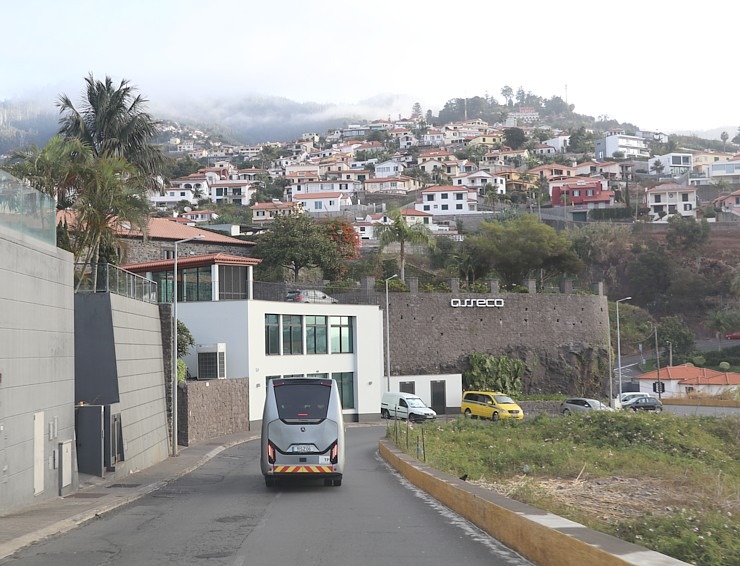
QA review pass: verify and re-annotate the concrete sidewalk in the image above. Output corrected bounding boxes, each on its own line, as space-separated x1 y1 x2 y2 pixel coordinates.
0 432 258 561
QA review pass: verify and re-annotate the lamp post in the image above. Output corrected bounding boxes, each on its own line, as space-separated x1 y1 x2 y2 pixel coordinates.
615 296 632 406
172 235 203 456
384 274 398 392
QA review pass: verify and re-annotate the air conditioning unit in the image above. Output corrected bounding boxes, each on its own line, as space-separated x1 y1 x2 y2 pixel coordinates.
196 343 226 380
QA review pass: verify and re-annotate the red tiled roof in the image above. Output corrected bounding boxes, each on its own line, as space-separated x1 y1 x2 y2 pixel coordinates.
56 212 253 246
122 253 261 273
635 364 726 381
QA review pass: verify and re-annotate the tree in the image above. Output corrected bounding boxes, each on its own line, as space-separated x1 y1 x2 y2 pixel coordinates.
57 74 166 193
71 155 151 290
251 214 338 282
706 309 740 350
732 126 740 145
500 86 514 107
650 159 665 175
6 135 90 209
503 127 526 150
665 216 710 251
657 316 695 358
471 215 583 289
721 131 729 152
411 102 422 118
374 212 436 281
319 217 360 281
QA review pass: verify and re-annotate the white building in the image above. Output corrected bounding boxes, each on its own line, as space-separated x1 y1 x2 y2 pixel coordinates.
650 153 693 177
415 185 479 215
452 170 506 196
644 183 697 222
293 192 352 214
595 132 650 160
374 159 406 179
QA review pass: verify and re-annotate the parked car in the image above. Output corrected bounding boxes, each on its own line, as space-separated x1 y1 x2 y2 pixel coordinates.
621 396 663 413
726 331 740 340
285 289 338 304
616 392 652 408
559 398 613 415
380 391 436 422
461 391 523 421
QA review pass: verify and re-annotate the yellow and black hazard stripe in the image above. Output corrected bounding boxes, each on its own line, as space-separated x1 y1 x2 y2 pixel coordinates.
273 465 333 474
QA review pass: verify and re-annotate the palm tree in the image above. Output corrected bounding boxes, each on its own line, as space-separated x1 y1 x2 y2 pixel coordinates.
57 74 166 193
7 135 91 209
71 155 150 290
374 212 436 281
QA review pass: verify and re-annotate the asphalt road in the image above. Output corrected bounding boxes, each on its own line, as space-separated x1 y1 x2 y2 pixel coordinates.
0 426 532 566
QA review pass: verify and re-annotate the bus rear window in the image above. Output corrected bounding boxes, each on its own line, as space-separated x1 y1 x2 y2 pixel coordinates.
274 381 332 420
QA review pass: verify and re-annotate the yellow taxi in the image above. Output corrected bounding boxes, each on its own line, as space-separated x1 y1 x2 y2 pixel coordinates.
460 391 524 421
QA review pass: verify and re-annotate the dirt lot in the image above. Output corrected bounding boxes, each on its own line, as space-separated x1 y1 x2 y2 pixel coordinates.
469 475 722 528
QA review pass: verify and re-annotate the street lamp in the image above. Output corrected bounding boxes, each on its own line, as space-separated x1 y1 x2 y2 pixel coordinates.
615 296 632 406
172 235 204 456
384 274 398 392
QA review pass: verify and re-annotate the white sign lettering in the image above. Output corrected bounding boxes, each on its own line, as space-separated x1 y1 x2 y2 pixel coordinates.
450 298 505 308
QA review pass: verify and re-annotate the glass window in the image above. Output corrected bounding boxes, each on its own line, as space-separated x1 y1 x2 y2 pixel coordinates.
306 315 328 354
219 265 248 300
441 204 448 210
455 192 464 200
282 315 303 355
265 314 280 355
333 372 355 409
330 316 353 353
441 193 448 199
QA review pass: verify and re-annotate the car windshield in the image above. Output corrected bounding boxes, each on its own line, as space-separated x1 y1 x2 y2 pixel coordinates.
406 398 426 408
494 395 515 404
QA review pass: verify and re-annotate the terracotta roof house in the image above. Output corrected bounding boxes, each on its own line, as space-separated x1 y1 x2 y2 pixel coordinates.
634 364 740 398
56 212 256 266
249 200 303 223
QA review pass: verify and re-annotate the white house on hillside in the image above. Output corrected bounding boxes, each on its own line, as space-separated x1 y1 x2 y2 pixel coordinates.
415 185 479 215
645 183 697 222
293 192 352 214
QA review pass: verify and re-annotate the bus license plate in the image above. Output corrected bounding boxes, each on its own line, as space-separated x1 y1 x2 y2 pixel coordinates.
290 445 312 453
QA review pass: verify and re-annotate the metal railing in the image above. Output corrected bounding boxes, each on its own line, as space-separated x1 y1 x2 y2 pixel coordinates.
75 263 158 304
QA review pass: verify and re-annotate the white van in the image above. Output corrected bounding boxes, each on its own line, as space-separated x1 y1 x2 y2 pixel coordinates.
380 391 436 422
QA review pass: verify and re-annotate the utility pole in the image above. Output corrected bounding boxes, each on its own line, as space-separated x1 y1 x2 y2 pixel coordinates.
654 326 662 400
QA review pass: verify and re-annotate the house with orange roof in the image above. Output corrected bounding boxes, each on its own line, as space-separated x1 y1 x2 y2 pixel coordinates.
551 180 614 208
150 187 201 210
56 212 255 265
468 132 503 148
414 185 479 216
418 149 456 164
420 130 445 146
325 169 370 183
634 364 740 398
713 189 740 216
288 179 363 201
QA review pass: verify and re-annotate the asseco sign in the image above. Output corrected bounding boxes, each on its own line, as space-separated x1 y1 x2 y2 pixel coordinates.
450 298 505 308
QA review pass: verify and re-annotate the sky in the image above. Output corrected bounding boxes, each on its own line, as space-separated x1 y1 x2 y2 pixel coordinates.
2 0 737 136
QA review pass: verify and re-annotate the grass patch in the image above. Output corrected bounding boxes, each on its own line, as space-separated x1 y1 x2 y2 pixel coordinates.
387 413 740 565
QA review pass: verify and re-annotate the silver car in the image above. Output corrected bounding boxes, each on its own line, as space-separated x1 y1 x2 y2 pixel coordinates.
560 398 613 415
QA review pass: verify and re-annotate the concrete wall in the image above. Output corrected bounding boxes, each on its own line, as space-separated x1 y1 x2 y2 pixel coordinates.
0 227 76 514
74 293 170 475
178 379 249 446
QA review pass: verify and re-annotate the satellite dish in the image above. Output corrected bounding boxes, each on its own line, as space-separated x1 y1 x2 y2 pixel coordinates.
184 206 192 212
